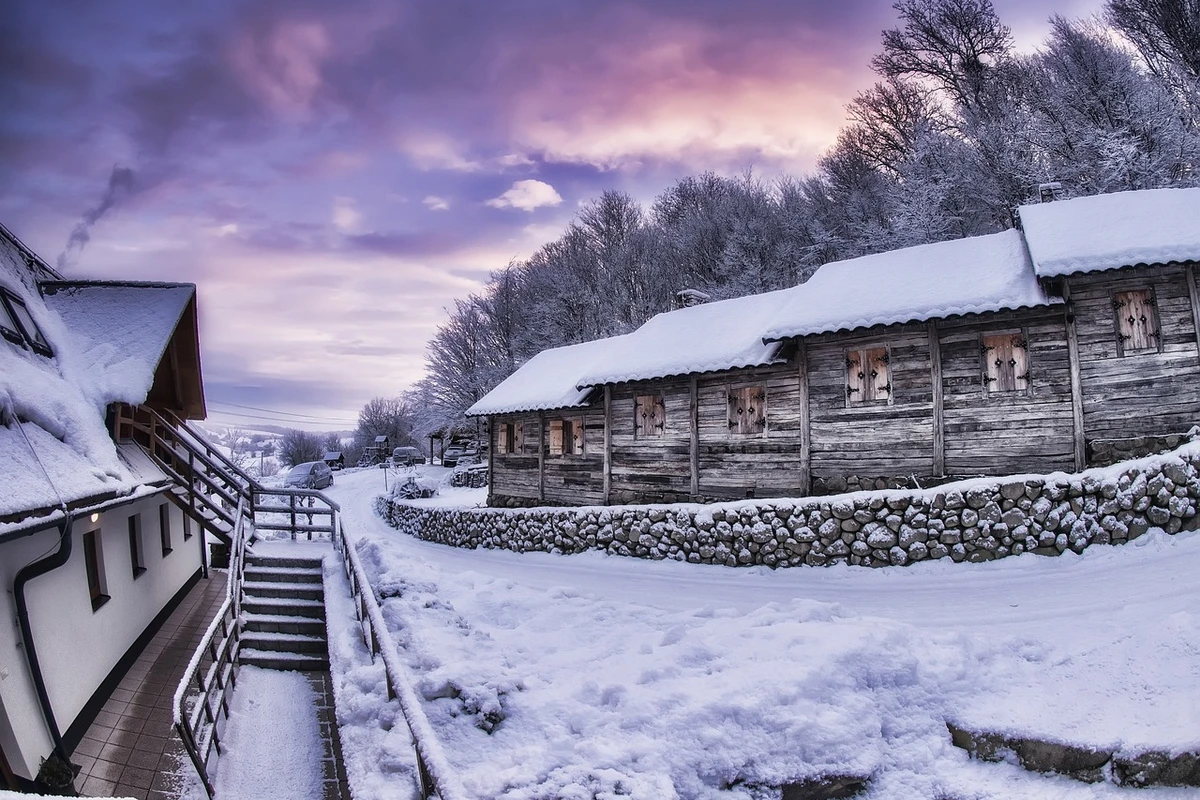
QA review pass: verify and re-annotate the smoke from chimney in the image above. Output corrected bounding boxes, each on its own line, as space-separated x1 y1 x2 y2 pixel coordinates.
57 165 137 269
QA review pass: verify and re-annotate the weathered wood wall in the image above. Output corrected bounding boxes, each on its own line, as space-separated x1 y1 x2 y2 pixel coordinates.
609 378 693 502
807 323 935 485
542 413 605 505
489 412 542 503
1069 264 1200 442
695 364 804 499
939 307 1076 476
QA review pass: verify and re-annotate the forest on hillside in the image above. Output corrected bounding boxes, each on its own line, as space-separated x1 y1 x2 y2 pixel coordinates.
404 0 1200 439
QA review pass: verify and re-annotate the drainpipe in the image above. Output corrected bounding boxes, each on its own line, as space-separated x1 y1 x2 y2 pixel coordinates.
12 508 74 764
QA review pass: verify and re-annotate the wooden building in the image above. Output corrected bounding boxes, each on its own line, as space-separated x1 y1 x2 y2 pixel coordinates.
470 188 1200 507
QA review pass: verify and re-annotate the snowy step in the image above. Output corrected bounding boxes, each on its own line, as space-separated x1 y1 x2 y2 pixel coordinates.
245 554 324 570
241 596 325 619
241 581 323 601
239 648 329 671
948 722 1200 788
242 612 326 636
241 630 327 654
243 565 323 584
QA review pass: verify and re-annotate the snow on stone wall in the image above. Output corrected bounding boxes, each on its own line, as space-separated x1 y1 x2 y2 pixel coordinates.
378 441 1200 569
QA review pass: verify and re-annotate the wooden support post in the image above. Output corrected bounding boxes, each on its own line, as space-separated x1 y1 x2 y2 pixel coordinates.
928 321 945 477
602 386 612 504
1187 265 1200 356
689 376 699 498
797 339 812 495
1063 279 1087 471
486 419 495 506
537 412 546 503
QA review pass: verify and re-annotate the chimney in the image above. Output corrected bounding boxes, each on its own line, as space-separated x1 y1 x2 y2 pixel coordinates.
1037 182 1064 203
674 288 711 309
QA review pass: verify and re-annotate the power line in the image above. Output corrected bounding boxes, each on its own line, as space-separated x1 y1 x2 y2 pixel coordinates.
206 408 357 426
210 400 358 422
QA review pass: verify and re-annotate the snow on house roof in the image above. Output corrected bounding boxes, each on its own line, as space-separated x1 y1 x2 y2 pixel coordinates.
1019 187 1200 278
466 335 634 416
41 281 195 408
575 290 792 387
0 233 183 527
763 229 1052 341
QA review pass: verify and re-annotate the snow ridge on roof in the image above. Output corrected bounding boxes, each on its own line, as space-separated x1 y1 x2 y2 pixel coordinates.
764 230 1051 340
43 282 195 409
1019 187 1200 278
576 290 790 387
466 335 634 416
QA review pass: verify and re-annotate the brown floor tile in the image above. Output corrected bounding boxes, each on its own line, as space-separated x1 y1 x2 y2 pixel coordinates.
88 757 127 783
73 736 106 758
98 741 134 766
125 748 161 771
81 774 118 796
114 782 149 800
119 764 156 790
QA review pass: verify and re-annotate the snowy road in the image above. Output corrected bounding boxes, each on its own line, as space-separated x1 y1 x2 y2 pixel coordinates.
327 466 1200 799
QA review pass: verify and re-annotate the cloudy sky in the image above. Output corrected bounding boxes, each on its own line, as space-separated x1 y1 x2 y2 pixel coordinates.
0 0 1099 430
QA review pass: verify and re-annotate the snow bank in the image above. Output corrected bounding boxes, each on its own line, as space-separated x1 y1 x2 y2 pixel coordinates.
1020 187 1200 277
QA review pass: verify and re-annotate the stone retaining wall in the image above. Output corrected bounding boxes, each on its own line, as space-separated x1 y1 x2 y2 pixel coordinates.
379 443 1200 569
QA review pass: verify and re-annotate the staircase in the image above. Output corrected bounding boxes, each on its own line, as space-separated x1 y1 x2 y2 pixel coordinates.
239 553 330 671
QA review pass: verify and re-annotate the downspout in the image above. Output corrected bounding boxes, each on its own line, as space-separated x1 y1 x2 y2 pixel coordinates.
12 510 74 763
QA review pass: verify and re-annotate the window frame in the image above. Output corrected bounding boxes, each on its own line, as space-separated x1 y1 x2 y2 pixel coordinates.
548 417 584 456
496 421 523 455
0 288 52 357
83 529 110 611
727 384 767 436
845 346 893 407
0 290 23 346
129 514 146 578
1112 287 1161 357
159 503 173 557
980 330 1031 397
634 394 666 439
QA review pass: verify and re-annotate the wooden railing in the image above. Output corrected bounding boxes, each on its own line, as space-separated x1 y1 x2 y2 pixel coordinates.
251 487 338 540
171 495 251 798
333 517 469 800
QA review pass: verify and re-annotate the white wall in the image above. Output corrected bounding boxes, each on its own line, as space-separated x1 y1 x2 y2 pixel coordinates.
0 493 202 779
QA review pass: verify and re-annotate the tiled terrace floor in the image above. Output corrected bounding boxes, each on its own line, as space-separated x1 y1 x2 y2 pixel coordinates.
70 570 227 799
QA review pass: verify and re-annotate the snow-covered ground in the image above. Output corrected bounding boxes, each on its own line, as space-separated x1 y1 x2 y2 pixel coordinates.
325 467 1200 799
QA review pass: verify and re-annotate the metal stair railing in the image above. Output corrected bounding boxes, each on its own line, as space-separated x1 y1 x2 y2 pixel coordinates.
172 494 253 799
333 515 468 800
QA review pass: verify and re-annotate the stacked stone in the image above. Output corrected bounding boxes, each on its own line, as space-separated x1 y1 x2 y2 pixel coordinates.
382 452 1200 570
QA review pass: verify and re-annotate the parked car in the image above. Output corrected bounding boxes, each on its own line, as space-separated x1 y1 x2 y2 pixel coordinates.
392 446 427 466
441 443 468 468
284 461 334 489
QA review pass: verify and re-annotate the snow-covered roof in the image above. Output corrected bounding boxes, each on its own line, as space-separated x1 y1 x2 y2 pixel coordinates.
764 230 1052 341
0 228 200 529
466 336 633 416
42 282 195 408
576 290 791 387
1019 187 1200 278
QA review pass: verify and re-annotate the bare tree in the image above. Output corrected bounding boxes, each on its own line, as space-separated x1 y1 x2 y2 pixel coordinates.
1107 0 1200 86
279 429 322 467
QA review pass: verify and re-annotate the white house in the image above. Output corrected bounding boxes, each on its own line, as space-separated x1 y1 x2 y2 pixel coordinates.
0 223 209 790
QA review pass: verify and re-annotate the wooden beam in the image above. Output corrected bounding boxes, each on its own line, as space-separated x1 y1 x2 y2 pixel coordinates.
689 376 699 498
537 411 546 503
797 339 812 495
487 417 495 506
1063 279 1087 470
928 321 945 477
1187 264 1200 357
603 386 612 504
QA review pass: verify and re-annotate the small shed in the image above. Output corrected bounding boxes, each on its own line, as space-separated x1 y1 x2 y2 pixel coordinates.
323 451 344 470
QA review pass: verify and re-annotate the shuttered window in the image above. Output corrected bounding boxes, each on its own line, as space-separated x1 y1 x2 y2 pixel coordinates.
549 418 584 456
496 422 522 455
1113 289 1159 355
982 333 1029 394
728 385 767 435
847 347 891 404
635 395 665 438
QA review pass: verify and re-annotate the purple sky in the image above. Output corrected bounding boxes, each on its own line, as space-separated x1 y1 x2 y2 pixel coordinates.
0 0 1100 430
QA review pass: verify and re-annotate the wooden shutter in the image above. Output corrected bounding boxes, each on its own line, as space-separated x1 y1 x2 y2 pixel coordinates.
729 386 766 434
571 417 584 455
514 423 524 453
635 395 665 438
982 334 1030 393
496 424 509 455
846 351 865 403
549 419 564 455
865 348 890 401
1114 289 1159 354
